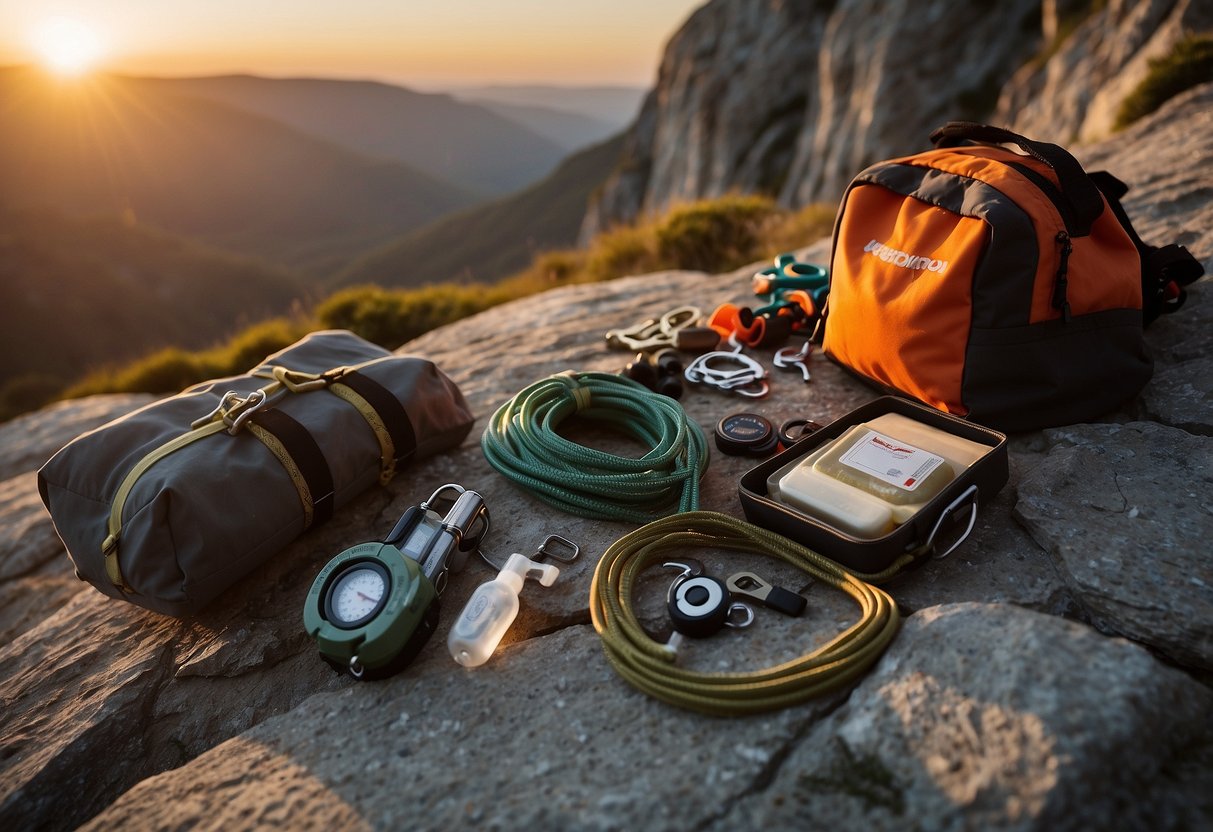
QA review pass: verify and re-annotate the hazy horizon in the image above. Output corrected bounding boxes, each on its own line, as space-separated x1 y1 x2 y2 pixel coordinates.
0 1 703 88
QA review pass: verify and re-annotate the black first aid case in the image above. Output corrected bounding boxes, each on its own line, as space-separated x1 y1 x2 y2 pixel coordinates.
739 396 1008 575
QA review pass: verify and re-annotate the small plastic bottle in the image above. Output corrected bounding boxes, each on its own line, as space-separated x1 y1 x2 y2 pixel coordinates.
448 553 559 667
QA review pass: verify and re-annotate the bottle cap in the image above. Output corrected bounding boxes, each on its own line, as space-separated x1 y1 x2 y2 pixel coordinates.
714 412 779 457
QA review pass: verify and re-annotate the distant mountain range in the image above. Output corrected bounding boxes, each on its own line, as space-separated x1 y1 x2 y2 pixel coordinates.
0 68 477 275
131 75 571 197
336 132 626 288
1 68 638 278
0 66 639 404
0 209 305 390
449 85 647 126
462 99 621 154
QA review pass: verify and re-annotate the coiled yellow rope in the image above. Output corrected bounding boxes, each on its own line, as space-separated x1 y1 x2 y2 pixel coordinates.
590 511 901 716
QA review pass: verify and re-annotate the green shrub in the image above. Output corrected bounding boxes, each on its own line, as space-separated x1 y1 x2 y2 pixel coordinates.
63 318 305 400
0 373 63 422
313 286 400 346
1115 35 1213 130
654 195 777 272
38 193 844 412
761 202 838 255
218 318 310 371
314 283 492 349
584 225 655 281
67 347 214 397
533 250 584 284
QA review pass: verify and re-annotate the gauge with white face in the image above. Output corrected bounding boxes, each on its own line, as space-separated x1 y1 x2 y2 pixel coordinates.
325 561 390 628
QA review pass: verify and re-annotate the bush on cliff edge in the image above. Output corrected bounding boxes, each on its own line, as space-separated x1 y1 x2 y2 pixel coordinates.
52 195 836 405
1115 35 1213 131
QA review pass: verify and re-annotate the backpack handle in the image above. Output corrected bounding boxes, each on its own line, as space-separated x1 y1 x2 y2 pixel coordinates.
929 121 1104 236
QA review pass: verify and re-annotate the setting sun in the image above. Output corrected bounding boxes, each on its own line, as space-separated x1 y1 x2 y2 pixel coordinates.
31 17 104 76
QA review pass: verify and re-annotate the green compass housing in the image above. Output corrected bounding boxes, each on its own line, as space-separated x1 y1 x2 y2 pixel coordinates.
303 484 488 679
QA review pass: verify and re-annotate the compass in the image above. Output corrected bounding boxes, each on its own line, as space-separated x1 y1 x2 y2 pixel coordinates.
304 484 489 679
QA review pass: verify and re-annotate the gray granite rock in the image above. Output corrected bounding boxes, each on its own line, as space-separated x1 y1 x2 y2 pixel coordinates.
82 625 839 832
721 603 1213 831
1014 421 1213 669
587 0 1207 234
0 472 82 645
997 0 1213 144
583 0 824 237
786 0 1040 207
1141 356 1213 436
586 0 1043 233
0 393 156 482
82 604 1213 832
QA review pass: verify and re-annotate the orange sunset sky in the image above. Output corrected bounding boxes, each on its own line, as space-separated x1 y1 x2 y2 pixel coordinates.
0 0 704 87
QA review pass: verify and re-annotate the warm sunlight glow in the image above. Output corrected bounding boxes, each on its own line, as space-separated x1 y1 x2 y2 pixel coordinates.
31 17 104 76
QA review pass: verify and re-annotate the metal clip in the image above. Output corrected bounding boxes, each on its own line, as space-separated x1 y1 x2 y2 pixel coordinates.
606 306 701 352
535 535 580 564
684 336 769 397
477 532 578 572
662 559 704 580
189 388 280 434
223 389 277 434
773 340 813 382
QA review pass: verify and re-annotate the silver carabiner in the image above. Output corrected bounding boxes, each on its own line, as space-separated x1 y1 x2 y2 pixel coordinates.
684 345 767 395
773 340 813 383
733 379 770 398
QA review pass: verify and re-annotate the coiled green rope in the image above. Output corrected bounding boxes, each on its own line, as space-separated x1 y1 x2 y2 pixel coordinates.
481 371 709 522
590 511 901 716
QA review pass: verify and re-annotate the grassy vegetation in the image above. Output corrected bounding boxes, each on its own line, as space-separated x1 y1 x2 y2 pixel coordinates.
64 318 312 398
42 194 836 413
0 209 308 422
1114 35 1213 130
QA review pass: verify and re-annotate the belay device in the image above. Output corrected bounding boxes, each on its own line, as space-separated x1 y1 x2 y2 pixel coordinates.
303 483 489 679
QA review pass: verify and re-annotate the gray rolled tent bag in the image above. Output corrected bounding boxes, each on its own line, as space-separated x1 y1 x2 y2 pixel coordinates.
38 330 475 617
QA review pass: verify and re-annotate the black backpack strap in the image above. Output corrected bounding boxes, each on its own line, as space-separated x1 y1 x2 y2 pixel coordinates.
1088 170 1205 326
929 121 1105 236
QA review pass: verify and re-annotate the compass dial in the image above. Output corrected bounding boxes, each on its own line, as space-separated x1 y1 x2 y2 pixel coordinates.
325 561 390 628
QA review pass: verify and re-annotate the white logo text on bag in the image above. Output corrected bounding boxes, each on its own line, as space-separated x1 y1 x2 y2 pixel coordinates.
864 240 949 273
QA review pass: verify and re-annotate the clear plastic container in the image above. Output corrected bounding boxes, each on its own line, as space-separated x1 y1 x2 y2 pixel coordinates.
448 553 559 667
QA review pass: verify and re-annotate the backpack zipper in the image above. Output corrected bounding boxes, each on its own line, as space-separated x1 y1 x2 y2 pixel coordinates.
1005 161 1079 235
1003 161 1078 323
1052 231 1072 323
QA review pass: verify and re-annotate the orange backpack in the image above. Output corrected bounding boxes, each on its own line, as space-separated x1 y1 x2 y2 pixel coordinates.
824 122 1202 432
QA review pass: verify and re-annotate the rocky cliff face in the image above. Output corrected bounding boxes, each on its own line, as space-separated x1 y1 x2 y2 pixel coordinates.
1 84 1211 830
581 0 827 239
584 0 1208 236
996 0 1213 143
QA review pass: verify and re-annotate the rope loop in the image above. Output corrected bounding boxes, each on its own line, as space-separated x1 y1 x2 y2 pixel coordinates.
590 511 901 716
481 372 709 522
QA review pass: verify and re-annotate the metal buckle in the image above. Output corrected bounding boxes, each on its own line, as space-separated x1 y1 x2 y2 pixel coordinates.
190 388 280 434
924 484 979 559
